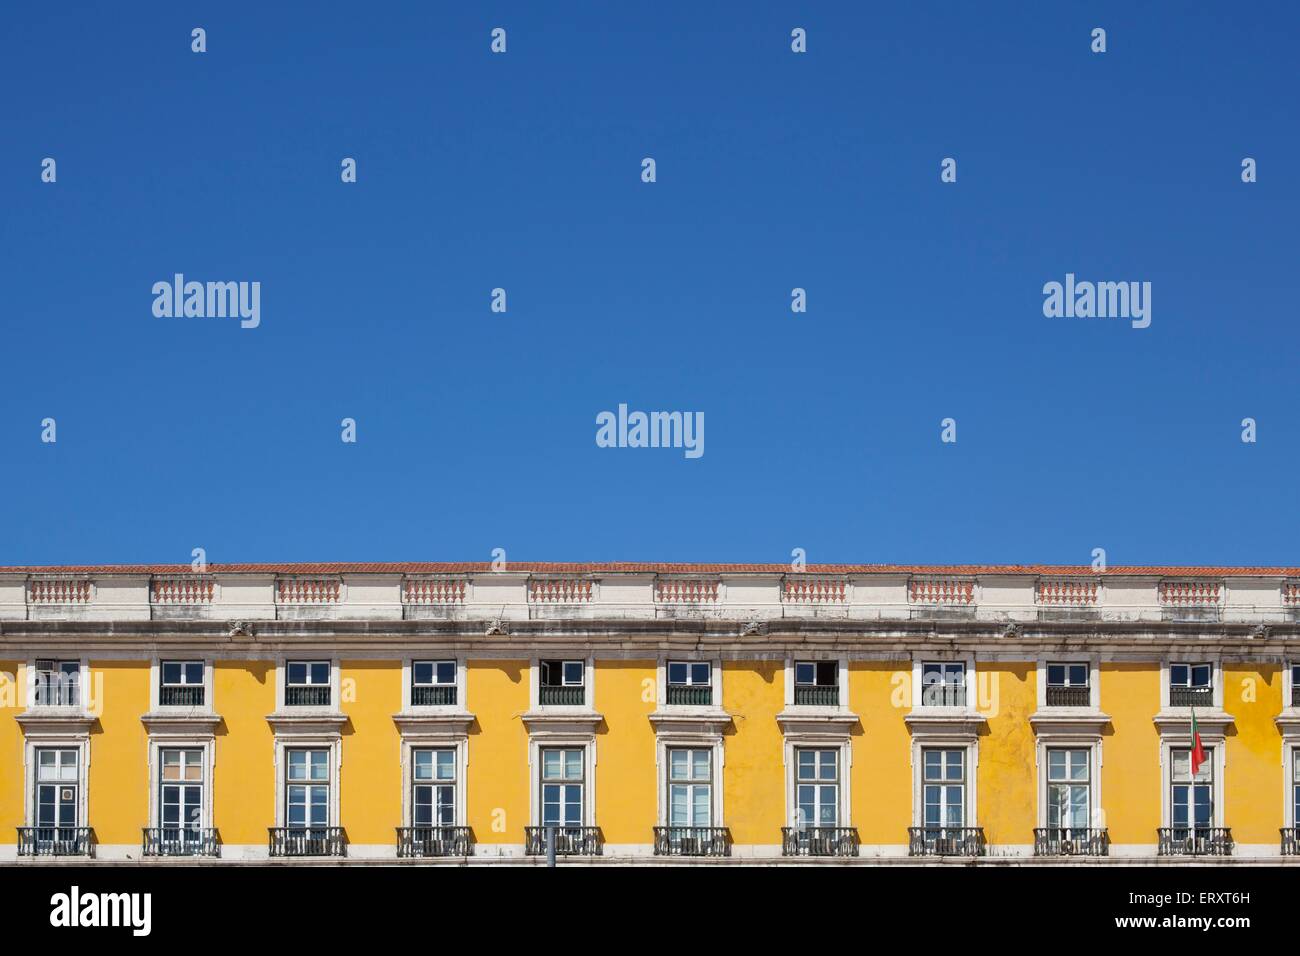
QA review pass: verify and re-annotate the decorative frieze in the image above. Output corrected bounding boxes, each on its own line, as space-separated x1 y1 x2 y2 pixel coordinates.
276 576 342 604
655 578 720 604
908 577 974 606
27 576 93 604
527 577 593 603
403 576 467 605
151 575 214 604
1036 578 1099 607
782 576 847 604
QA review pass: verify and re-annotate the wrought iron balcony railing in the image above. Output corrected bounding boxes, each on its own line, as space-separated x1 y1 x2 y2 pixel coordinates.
159 685 205 707
1033 827 1109 856
396 826 472 858
411 685 457 707
653 826 731 857
268 826 346 857
1157 827 1233 856
284 686 332 707
1282 827 1300 856
920 685 967 707
793 685 839 706
782 826 860 857
17 827 94 857
1045 685 1090 707
142 827 219 857
908 826 986 857
524 826 602 856
539 685 585 706
665 684 713 706
1292 686 1300 708
1169 686 1213 708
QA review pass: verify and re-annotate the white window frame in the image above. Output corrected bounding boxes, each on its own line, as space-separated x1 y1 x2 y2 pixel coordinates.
785 739 852 830
1286 744 1300 830
25 658 89 711
1159 739 1226 830
149 657 214 713
23 736 91 832
659 659 721 709
528 737 596 828
1159 658 1223 711
912 654 977 712
402 740 468 829
273 737 342 828
1036 740 1102 830
1036 657 1099 710
910 737 978 828
401 656 466 711
147 739 215 831
655 734 725 827
274 658 341 712
529 657 595 710
783 656 848 709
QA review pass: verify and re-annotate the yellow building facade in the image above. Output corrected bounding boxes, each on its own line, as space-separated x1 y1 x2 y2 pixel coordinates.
2 563 1299 863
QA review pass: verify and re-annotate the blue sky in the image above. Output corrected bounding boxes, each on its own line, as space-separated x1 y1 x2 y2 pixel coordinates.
2 2 1296 568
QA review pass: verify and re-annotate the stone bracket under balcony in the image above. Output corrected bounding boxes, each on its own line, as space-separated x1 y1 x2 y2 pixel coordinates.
14 710 97 736
140 712 222 737
1028 710 1111 736
775 709 859 737
648 708 732 736
392 711 475 737
1152 710 1234 736
521 710 604 735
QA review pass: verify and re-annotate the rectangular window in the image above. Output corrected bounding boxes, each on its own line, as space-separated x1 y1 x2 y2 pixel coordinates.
666 662 712 706
159 748 204 831
1171 747 1214 828
1169 663 1213 707
1293 751 1300 828
1045 663 1089 707
284 661 331 707
159 661 205 707
1292 664 1300 708
794 661 838 706
412 748 456 826
539 660 585 706
35 748 79 829
923 748 965 828
795 749 839 827
667 748 712 827
540 747 584 826
286 748 330 827
921 662 967 707
33 660 80 707
411 661 456 706
1046 748 1090 829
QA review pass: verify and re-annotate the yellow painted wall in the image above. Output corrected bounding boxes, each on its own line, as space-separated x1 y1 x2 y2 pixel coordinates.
340 661 401 843
0 664 23 837
593 660 656 843
849 661 911 844
1100 663 1161 844
1224 664 1282 844
212 660 275 844
86 661 150 844
975 661 1037 845
466 660 528 844
721 660 784 844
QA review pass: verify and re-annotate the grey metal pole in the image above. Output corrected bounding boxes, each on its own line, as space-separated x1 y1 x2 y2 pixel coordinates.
546 825 556 867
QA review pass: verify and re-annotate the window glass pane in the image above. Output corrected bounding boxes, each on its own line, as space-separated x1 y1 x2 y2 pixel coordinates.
310 750 328 781
667 663 686 684
923 750 942 780
1171 664 1188 686
669 784 688 825
414 750 433 781
945 750 963 781
288 750 307 780
413 662 434 685
310 662 329 685
435 662 455 684
184 662 204 685
1047 664 1065 685
1192 665 1211 687
542 749 562 779
1047 749 1065 781
691 750 710 780
563 661 583 685
799 749 817 780
944 786 963 825
1069 750 1088 781
816 662 837 686
669 749 688 780
563 784 582 825
795 662 814 685
287 662 306 685
1172 750 1190 781
162 662 181 685
563 749 582 780
1069 664 1088 685
693 786 711 826
435 749 455 780
691 663 711 685
818 750 836 781
924 785 940 825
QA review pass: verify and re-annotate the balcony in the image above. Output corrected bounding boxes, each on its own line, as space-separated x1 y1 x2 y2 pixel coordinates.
1169 686 1213 708
782 826 860 857
268 826 346 858
794 685 839 707
524 826 602 857
411 685 457 707
17 827 94 857
1033 827 1109 857
1282 827 1300 856
920 686 966 708
159 685 205 707
1157 827 1233 857
285 685 332 707
396 826 473 858
653 826 731 857
1045 685 1090 707
665 684 712 706
539 685 584 706
908 827 985 857
142 827 219 857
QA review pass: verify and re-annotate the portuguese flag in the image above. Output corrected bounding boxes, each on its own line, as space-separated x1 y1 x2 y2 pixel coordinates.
1190 707 1207 777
